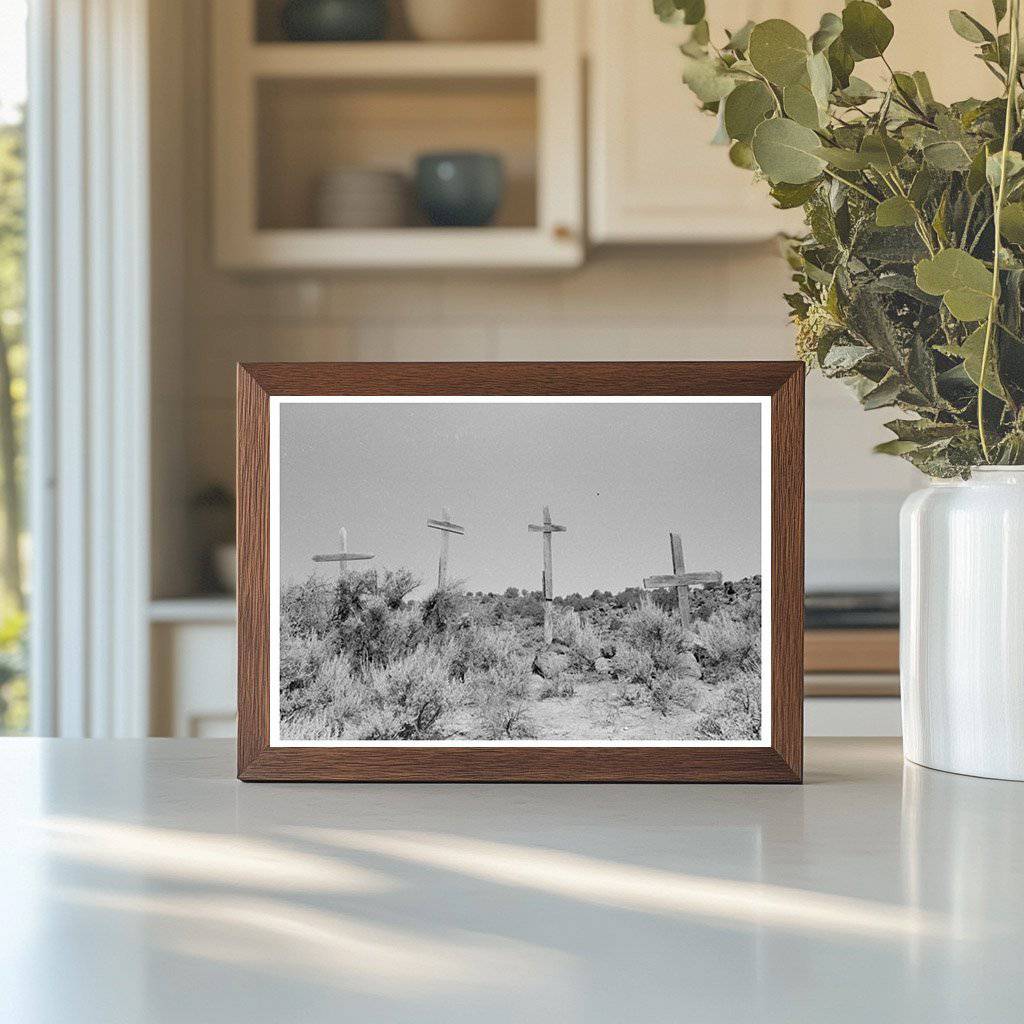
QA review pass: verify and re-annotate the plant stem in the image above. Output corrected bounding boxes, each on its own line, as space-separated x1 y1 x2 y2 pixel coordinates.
979 0 1021 463
821 167 879 203
880 54 930 120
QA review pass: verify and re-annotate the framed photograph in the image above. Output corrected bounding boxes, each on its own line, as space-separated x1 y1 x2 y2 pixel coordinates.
237 362 803 782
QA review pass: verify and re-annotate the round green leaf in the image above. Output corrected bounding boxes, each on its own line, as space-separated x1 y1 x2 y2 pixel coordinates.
958 325 1006 398
860 133 905 172
723 81 775 143
752 117 827 184
770 179 820 209
654 0 705 25
948 10 993 44
914 249 994 321
875 196 918 228
811 12 843 54
842 1 894 59
828 35 855 88
874 439 922 456
1000 202 1024 242
681 55 736 103
814 145 871 170
748 19 810 86
924 141 973 171
783 83 821 129
729 140 758 170
807 51 833 108
724 20 755 53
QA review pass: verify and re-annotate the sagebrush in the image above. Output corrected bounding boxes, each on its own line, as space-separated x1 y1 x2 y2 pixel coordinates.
279 568 763 741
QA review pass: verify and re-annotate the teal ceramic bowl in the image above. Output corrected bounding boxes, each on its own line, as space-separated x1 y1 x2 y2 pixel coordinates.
415 152 505 228
280 0 388 42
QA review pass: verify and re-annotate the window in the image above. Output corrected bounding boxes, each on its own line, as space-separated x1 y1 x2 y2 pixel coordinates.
0 0 28 734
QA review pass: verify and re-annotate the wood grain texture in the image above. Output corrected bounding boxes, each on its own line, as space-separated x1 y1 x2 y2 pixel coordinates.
236 365 270 778
669 531 690 624
236 361 805 783
770 365 805 783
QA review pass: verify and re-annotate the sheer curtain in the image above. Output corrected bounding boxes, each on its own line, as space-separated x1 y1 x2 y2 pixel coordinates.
28 0 150 737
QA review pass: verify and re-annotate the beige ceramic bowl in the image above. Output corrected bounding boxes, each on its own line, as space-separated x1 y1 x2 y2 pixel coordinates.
404 0 534 41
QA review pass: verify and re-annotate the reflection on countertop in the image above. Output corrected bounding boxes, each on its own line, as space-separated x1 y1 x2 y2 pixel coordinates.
1 738 1022 1022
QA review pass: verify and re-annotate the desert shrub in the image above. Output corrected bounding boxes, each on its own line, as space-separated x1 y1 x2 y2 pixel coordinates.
337 596 422 666
356 645 462 740
695 610 761 683
420 581 467 633
610 642 655 685
477 662 529 701
377 568 419 609
310 654 363 719
693 670 761 741
329 568 420 625
672 677 703 712
536 668 576 700
621 597 694 655
552 608 602 666
474 660 534 738
479 698 534 739
279 630 334 714
510 592 545 625
330 570 379 623
281 575 333 638
647 676 678 716
280 705 345 741
451 623 525 681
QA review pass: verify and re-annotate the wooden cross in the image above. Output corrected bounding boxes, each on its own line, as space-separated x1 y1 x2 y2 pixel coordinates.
642 532 722 627
528 505 566 644
427 506 465 588
312 526 374 578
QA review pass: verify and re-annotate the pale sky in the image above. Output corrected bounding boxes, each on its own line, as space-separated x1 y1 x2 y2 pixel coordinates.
278 399 763 598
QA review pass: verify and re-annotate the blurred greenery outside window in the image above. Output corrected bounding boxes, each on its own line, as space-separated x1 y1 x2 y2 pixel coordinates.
0 1 28 734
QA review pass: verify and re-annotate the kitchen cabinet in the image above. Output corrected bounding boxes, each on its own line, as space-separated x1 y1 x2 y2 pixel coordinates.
212 0 583 269
587 0 999 244
587 1 813 243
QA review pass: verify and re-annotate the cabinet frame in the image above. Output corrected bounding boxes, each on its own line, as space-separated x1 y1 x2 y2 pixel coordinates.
211 0 583 269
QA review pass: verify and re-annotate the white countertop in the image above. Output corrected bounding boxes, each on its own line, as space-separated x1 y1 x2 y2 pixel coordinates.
1 738 1021 1023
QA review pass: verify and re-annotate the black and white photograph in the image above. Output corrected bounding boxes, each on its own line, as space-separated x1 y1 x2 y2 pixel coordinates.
271 396 770 746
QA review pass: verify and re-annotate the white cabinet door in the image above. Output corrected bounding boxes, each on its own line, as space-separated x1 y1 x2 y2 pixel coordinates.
588 1 813 243
587 1 998 244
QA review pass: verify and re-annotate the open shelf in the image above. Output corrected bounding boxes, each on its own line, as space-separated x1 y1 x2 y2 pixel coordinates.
257 76 537 232
254 0 538 45
213 0 581 268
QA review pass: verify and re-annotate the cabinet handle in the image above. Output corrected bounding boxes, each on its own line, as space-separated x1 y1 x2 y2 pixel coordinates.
553 224 574 241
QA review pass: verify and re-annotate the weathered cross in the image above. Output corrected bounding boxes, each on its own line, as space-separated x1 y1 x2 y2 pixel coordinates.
642 532 722 627
427 506 465 588
312 526 374 578
528 505 567 644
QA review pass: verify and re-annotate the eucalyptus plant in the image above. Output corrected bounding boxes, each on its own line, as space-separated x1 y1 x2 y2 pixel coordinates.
659 0 1024 475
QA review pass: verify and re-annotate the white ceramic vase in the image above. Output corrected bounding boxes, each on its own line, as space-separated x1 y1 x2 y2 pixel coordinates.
900 467 1024 781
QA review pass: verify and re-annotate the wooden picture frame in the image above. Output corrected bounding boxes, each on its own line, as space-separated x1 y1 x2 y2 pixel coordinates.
237 362 804 782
